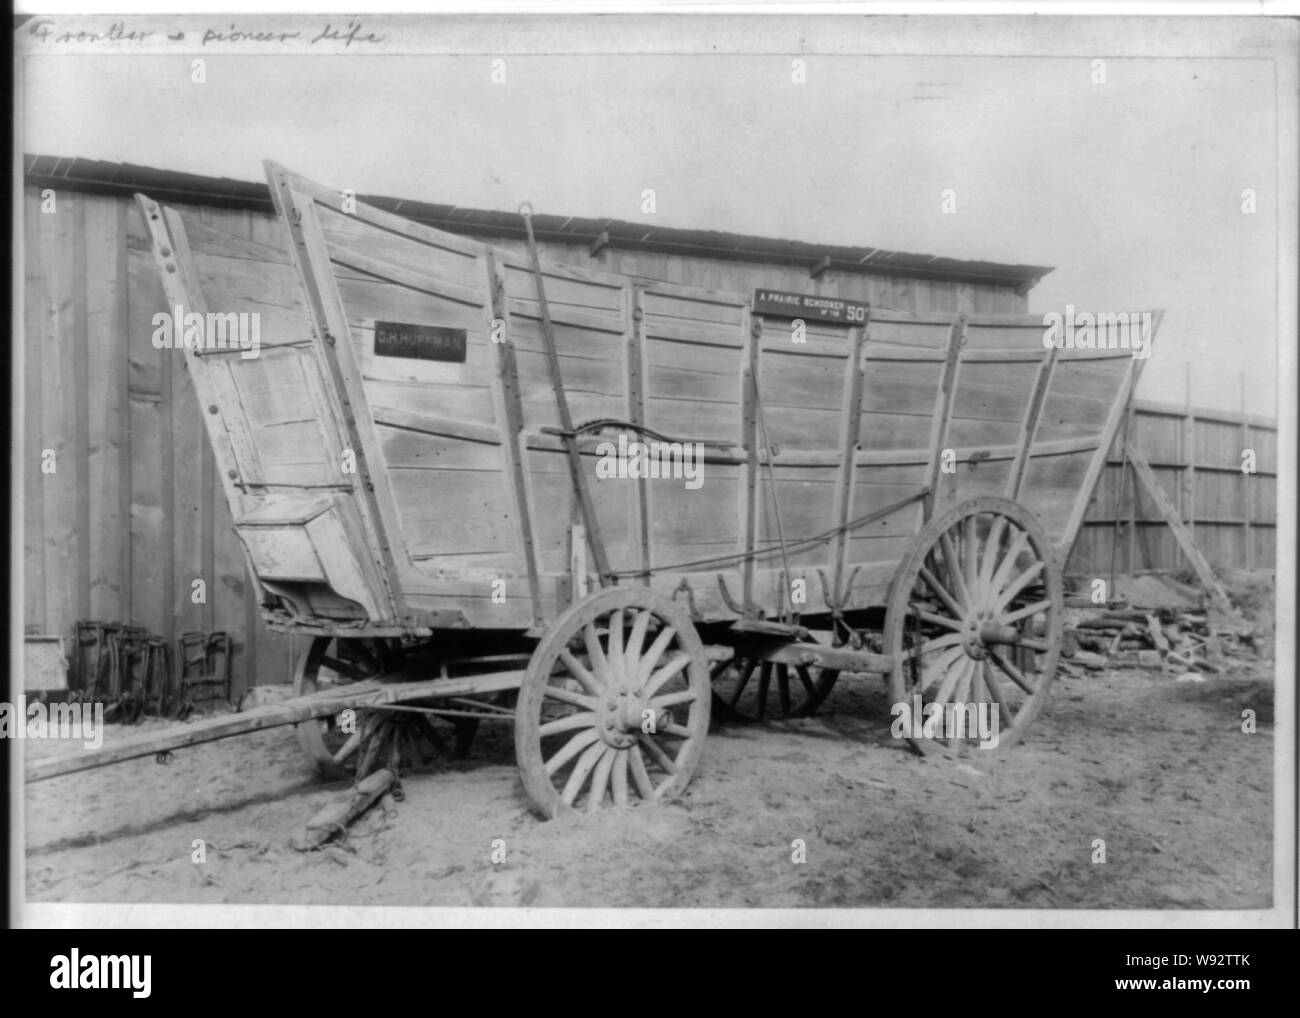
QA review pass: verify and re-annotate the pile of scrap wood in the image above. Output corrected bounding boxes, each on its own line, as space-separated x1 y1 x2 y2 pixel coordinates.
1061 606 1258 676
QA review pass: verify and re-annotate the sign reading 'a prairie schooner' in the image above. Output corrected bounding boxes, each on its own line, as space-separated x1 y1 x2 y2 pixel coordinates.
752 289 870 325
374 321 468 363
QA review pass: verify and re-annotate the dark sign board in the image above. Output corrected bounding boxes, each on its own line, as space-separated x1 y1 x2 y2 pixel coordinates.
752 289 870 326
374 321 467 363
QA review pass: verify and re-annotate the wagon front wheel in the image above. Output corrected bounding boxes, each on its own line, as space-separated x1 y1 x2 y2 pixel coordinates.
292 636 390 778
515 588 712 818
292 636 476 779
883 496 1063 755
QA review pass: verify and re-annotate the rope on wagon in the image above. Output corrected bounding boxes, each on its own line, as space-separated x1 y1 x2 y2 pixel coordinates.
605 488 930 579
541 419 714 447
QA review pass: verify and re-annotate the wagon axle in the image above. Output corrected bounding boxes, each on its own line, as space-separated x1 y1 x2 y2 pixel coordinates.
962 617 1026 660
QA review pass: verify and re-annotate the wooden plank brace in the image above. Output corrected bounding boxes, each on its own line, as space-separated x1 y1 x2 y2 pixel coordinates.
518 204 613 586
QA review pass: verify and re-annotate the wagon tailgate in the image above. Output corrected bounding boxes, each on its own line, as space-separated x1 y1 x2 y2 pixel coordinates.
133 194 399 625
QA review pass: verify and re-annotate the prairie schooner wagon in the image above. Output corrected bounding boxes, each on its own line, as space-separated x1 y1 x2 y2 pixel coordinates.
28 160 1157 817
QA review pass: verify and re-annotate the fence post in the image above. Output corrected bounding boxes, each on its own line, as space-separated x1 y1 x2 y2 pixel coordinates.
1182 365 1195 574
1240 373 1252 570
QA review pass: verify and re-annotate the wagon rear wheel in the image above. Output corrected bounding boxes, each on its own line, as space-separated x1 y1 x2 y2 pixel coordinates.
883 496 1062 755
515 588 712 818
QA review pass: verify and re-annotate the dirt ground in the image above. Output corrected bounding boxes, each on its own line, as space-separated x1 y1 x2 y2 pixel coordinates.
23 626 1274 912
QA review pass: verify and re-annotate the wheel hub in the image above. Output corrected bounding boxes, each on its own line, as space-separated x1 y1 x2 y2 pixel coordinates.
961 608 993 660
595 681 673 748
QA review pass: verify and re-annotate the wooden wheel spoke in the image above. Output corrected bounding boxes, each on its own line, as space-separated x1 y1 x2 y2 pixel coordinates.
910 606 964 632
915 645 967 694
995 560 1045 613
558 649 602 696
628 745 655 799
938 531 972 608
611 749 629 807
918 565 965 620
332 731 362 764
637 733 678 774
560 742 606 806
319 655 367 681
538 711 596 738
795 665 817 698
625 610 651 672
542 683 598 711
1018 637 1050 652
544 728 601 777
955 655 975 707
585 746 616 813
989 531 1030 598
650 689 698 710
968 658 984 703
636 627 676 685
755 663 773 720
931 656 972 712
583 623 612 686
777 666 791 716
920 632 965 655
988 649 1036 695
660 722 694 739
727 658 759 707
1001 598 1054 626
978 516 1008 599
606 609 625 682
643 650 690 699
963 515 978 596
980 660 1016 730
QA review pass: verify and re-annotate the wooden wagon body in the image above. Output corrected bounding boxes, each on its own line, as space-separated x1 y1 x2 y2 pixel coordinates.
33 164 1157 815
138 162 1151 638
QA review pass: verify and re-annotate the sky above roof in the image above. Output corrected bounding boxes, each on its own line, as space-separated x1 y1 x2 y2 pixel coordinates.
20 26 1282 414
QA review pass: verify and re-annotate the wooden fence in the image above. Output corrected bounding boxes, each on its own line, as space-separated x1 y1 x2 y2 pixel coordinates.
1065 400 1278 579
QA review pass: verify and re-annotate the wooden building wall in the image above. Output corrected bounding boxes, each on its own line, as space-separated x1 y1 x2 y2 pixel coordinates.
490 237 1029 317
21 185 1271 694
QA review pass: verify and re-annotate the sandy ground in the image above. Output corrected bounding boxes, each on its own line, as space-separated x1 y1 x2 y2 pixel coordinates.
23 648 1273 911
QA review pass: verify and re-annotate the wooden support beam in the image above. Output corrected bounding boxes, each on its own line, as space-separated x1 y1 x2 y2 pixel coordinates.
1125 441 1235 616
1125 400 1137 572
629 288 651 581
830 320 868 600
740 313 762 615
264 171 409 624
486 250 544 626
135 198 258 519
1005 344 1059 501
809 255 832 280
922 314 966 521
1060 310 1162 557
25 668 526 783
519 209 613 585
590 229 610 257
